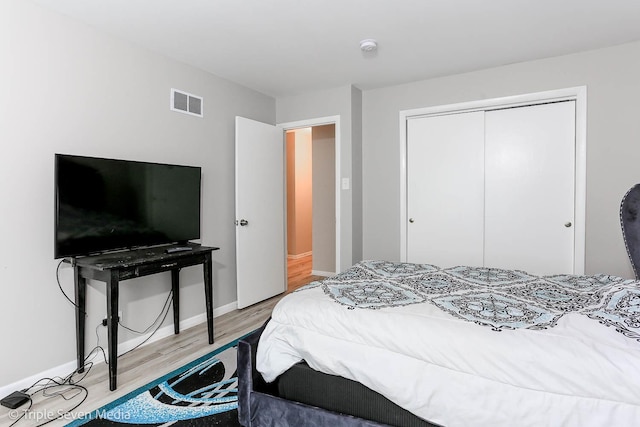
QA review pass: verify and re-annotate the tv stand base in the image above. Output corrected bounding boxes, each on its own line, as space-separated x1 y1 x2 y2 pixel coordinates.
73 243 219 391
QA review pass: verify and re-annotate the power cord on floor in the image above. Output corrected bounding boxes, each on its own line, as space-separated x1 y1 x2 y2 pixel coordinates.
4 262 100 425
15 263 175 425
7 344 105 427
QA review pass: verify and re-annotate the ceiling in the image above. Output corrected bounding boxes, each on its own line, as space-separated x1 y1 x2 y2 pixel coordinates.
29 0 640 98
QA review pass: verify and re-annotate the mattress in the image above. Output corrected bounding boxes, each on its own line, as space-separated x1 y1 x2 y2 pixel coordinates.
256 260 640 427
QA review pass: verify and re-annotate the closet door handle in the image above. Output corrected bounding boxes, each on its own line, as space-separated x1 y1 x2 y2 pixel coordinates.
409 218 415 223
564 222 572 228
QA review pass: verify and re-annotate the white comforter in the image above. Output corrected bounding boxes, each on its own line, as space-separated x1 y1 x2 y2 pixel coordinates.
256 261 640 427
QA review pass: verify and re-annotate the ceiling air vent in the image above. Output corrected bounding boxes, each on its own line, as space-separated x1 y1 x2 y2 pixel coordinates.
170 88 203 117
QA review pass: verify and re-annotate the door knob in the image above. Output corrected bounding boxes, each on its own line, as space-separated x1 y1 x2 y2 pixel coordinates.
409 218 415 223
564 222 572 228
239 219 249 226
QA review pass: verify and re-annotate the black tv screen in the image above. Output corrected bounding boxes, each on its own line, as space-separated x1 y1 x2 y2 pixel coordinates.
55 154 202 258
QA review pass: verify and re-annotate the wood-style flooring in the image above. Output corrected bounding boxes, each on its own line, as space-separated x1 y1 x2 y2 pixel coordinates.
0 256 321 427
287 254 324 292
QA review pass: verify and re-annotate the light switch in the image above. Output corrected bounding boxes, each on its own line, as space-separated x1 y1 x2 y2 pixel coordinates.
341 178 350 190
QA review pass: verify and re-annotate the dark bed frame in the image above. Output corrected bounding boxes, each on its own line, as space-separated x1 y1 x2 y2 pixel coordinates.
237 322 440 427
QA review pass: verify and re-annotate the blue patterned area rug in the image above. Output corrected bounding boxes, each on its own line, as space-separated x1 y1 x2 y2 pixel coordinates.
68 337 243 427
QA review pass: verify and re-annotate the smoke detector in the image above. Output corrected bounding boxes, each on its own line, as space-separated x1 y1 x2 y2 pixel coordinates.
360 39 378 52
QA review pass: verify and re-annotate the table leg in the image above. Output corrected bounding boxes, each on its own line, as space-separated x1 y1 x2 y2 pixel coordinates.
74 268 86 374
171 269 180 334
203 253 214 344
106 271 119 391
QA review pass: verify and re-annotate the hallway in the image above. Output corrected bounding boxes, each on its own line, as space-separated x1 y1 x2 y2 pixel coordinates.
287 254 324 292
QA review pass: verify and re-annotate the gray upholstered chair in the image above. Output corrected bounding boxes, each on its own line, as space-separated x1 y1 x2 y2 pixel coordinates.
620 183 640 279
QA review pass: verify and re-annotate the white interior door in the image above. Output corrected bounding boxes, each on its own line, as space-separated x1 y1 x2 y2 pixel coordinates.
406 111 485 267
235 116 286 309
484 101 575 275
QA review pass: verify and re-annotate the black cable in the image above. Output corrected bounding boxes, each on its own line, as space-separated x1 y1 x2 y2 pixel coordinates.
41 383 84 400
12 342 104 425
10 382 87 427
8 397 33 427
118 289 173 335
56 260 86 316
88 323 109 368
30 261 173 423
34 384 88 427
22 344 100 395
118 293 173 359
90 289 173 365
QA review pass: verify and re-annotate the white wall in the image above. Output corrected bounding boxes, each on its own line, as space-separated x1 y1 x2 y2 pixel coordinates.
312 124 336 273
0 0 274 387
351 86 363 263
362 41 640 278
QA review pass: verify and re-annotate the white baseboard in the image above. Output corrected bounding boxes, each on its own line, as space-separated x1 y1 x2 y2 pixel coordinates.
0 301 239 398
312 270 335 277
213 300 238 318
0 360 81 402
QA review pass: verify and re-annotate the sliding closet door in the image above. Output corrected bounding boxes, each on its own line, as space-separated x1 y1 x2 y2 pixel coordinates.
406 112 485 267
484 101 575 275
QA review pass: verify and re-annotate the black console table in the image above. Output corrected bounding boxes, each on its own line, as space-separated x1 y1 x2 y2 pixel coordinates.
73 243 219 391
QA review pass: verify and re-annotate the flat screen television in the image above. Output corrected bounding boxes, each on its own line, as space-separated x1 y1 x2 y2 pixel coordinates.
55 154 202 259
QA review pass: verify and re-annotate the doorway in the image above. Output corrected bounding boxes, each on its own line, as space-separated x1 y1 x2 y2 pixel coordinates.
285 124 336 291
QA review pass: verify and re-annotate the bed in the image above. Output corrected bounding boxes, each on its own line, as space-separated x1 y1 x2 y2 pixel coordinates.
239 260 640 427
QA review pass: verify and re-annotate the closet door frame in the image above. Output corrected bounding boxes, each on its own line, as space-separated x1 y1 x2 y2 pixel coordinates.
399 86 587 274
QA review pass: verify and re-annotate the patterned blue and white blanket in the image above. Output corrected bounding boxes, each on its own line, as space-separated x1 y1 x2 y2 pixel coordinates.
304 260 640 340
258 261 640 427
